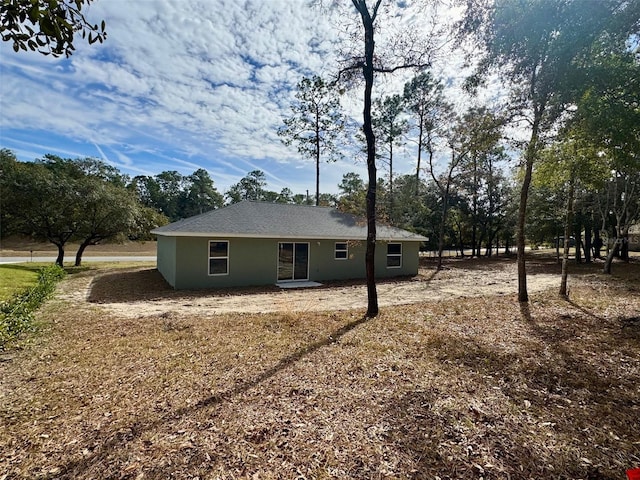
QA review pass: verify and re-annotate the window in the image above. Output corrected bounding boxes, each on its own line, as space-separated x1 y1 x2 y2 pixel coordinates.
386 243 402 268
335 242 348 260
208 240 229 275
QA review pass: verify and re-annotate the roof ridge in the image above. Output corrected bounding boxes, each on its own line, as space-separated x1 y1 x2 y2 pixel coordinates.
241 199 334 210
152 200 428 241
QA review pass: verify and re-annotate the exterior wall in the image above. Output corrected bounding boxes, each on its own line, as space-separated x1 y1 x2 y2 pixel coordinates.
161 235 421 289
174 236 276 289
375 241 420 278
156 236 177 288
629 225 639 251
309 239 364 281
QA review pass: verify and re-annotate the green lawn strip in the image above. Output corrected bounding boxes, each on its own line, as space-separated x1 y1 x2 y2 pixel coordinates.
0 264 66 348
0 263 47 301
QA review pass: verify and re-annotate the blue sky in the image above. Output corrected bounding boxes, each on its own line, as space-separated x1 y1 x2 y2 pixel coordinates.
0 0 470 196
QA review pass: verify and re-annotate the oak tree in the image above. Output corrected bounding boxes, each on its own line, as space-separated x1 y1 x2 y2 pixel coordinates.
1 0 106 57
459 0 640 301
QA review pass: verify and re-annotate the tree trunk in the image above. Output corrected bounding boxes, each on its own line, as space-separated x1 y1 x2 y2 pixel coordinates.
560 179 575 297
388 141 394 222
621 233 629 261
593 229 602 259
517 113 541 302
574 221 582 264
584 222 592 263
55 243 65 267
603 238 621 274
75 239 93 266
486 229 497 257
436 187 450 271
315 116 321 206
354 0 380 318
471 219 476 257
477 232 484 256
415 120 423 195
516 160 533 301
472 154 478 258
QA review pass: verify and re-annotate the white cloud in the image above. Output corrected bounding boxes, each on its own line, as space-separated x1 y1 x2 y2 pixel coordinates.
0 0 503 195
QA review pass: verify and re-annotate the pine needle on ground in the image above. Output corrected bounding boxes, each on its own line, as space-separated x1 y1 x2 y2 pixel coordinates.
1 255 639 479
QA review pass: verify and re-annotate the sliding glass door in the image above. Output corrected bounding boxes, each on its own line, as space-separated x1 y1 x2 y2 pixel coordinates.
278 242 309 281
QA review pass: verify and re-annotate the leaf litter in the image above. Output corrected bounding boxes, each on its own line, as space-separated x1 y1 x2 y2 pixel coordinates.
0 254 639 479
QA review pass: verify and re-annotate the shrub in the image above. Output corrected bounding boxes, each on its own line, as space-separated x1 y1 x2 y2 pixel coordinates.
0 264 66 349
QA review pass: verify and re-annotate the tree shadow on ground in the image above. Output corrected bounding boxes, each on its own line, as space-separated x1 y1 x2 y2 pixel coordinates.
86 268 282 303
0 263 46 274
420 254 516 272
54 313 373 478
382 302 638 480
421 252 604 277
87 267 431 304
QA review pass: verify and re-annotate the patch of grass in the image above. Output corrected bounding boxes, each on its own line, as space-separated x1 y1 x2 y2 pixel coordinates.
0 264 45 301
0 260 639 479
0 264 66 348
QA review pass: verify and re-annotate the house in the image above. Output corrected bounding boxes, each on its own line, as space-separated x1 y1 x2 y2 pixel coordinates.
151 201 428 289
629 224 639 251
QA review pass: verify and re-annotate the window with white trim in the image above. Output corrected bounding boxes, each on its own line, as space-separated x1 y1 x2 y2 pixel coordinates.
208 240 229 275
335 242 348 260
386 243 402 268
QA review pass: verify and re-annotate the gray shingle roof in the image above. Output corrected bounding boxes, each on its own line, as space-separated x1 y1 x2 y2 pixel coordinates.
151 201 427 242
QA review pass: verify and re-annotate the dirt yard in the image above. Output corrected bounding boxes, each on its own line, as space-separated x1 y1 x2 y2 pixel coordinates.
71 256 568 318
1 254 639 479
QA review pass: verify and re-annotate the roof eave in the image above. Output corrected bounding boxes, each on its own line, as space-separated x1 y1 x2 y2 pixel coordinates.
151 230 426 242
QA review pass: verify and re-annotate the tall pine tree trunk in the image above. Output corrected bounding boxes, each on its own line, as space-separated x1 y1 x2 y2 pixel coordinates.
415 121 423 194
436 183 451 270
315 117 321 206
388 141 394 222
584 222 592 263
472 154 478 257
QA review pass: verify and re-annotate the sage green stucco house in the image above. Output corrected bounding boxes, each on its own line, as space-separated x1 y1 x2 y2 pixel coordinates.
151 201 427 289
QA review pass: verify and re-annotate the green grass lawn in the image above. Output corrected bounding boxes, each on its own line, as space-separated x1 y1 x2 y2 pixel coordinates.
0 264 45 301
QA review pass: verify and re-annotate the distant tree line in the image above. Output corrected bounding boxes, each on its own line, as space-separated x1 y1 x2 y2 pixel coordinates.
277 61 636 277
0 150 165 266
2 140 635 272
0 150 340 265
3 0 638 320
274 1 639 314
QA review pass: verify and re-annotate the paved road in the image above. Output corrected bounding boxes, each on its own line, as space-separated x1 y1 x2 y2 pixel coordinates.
0 256 156 264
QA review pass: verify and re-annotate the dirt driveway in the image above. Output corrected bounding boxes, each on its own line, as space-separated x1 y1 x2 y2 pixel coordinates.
56 256 572 318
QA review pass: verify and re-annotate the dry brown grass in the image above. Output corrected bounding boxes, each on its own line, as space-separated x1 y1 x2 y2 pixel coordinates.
1 255 639 479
